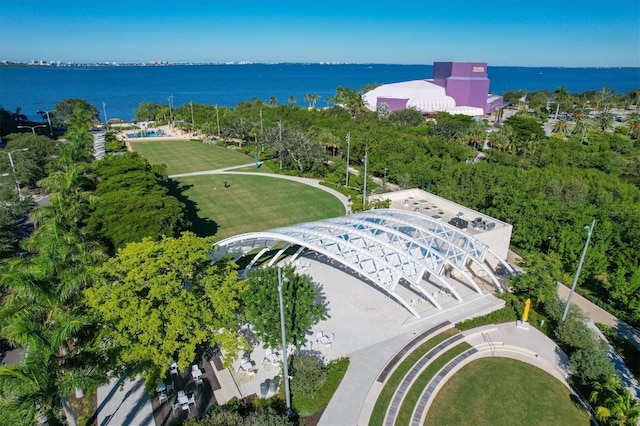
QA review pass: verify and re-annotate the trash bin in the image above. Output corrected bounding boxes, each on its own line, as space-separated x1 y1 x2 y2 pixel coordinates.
269 379 278 394
260 381 268 398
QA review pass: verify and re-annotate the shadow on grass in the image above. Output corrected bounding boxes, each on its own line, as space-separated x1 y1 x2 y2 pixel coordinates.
166 179 219 237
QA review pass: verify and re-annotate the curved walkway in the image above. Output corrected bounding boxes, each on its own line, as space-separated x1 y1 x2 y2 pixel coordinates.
371 322 575 426
169 164 351 213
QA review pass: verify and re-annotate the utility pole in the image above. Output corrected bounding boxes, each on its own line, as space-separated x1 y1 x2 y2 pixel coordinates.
345 132 351 188
561 219 596 322
363 146 368 208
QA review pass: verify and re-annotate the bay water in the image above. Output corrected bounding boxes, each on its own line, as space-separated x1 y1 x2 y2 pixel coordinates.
1 64 638 122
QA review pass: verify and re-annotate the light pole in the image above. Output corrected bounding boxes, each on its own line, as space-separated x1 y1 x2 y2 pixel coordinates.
102 102 109 131
215 104 220 138
36 110 54 137
561 219 596 322
278 120 283 170
2 148 29 201
362 147 368 207
345 132 350 188
189 101 195 136
277 266 293 417
17 124 46 134
168 95 174 127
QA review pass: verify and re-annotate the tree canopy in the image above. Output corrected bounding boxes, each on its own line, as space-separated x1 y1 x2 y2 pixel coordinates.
86 152 188 251
84 232 248 388
243 265 327 349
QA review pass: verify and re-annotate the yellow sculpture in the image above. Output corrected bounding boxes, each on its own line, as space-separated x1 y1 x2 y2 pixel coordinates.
522 298 531 322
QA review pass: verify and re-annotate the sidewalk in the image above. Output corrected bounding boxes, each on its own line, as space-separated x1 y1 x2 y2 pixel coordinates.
557 283 640 351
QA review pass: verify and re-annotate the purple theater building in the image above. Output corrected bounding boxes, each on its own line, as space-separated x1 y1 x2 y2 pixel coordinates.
363 62 503 117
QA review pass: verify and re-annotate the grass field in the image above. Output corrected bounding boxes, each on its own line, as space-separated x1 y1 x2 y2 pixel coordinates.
369 328 459 426
130 140 263 175
424 358 590 426
130 140 345 240
170 174 345 241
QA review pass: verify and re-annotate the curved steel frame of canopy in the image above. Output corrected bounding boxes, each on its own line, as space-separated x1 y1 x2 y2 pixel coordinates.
211 209 512 318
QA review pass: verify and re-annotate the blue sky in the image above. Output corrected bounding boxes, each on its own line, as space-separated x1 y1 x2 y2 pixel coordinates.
1 0 639 67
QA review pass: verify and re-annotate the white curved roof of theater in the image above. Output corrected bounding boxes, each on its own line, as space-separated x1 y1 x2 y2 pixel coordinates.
363 80 485 116
212 208 508 318
363 80 455 112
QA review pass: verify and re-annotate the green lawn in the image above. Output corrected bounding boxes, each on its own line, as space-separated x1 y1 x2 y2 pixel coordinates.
396 342 471 425
171 174 345 241
130 140 344 240
369 328 459 426
130 140 262 175
424 358 590 426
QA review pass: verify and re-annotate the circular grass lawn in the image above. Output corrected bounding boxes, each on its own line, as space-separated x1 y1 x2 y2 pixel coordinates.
424 358 590 426
172 174 346 241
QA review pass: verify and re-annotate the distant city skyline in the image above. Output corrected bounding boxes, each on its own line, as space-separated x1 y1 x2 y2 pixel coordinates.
1 0 639 68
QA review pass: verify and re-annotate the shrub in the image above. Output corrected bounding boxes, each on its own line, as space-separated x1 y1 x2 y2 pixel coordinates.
290 353 327 398
456 307 518 330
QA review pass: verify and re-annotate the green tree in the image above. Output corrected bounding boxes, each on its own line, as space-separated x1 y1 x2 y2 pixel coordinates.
625 112 640 139
595 112 615 132
304 93 320 109
86 152 188 251
590 376 640 426
290 354 327 399
84 233 248 389
52 98 99 126
509 252 567 305
243 265 327 349
552 86 571 120
552 119 572 138
288 95 297 105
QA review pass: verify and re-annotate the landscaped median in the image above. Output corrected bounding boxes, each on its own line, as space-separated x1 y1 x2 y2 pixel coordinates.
369 328 459 425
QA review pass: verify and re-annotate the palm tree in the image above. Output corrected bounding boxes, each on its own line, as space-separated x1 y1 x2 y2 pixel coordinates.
552 119 572 138
573 114 596 143
553 86 570 120
288 95 297 105
595 111 615 131
304 93 320 109
269 96 277 107
590 377 640 426
625 112 640 139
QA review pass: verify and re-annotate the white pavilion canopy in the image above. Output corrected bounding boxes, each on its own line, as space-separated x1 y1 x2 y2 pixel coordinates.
211 209 511 318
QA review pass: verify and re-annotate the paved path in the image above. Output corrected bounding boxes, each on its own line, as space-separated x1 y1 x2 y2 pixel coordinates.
96 376 154 426
169 165 351 213
557 283 640 351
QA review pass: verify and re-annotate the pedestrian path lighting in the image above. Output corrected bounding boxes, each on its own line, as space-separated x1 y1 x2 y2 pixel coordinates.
2 148 29 201
17 124 46 134
36 110 54 137
277 266 293 417
561 219 596 322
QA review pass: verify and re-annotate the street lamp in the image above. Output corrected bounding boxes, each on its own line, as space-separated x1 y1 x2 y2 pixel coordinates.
215 104 220 138
277 266 293 417
345 132 350 188
36 110 54 137
189 101 195 137
2 148 29 201
17 124 46 134
102 102 109 131
561 219 596 322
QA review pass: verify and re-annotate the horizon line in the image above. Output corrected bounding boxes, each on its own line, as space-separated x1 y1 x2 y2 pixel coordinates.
2 60 639 69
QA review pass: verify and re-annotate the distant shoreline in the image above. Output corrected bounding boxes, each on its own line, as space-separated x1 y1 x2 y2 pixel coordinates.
1 62 639 70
